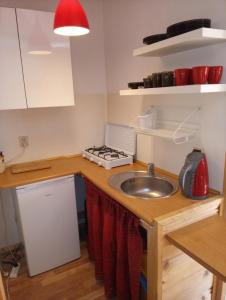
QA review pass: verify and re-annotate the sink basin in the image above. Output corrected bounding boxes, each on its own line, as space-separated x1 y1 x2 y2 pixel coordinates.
121 176 177 198
108 171 178 199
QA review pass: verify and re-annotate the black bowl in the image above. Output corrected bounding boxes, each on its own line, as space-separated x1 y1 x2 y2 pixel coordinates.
143 33 168 45
128 82 144 89
167 19 211 38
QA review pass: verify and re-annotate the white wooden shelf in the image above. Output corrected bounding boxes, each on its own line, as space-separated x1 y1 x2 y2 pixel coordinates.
120 84 226 96
133 28 226 57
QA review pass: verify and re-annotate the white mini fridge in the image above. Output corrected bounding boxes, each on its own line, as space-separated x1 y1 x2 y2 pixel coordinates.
16 175 80 276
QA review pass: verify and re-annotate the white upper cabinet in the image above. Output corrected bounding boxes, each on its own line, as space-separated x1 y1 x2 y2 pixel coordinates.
0 7 27 110
16 9 75 108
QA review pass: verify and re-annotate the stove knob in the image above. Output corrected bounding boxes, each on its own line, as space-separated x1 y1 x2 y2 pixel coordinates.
89 157 94 162
98 161 102 167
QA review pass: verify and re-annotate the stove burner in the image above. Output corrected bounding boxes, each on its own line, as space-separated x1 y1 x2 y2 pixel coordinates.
111 154 119 158
87 146 105 154
98 151 106 156
94 146 106 151
115 150 126 156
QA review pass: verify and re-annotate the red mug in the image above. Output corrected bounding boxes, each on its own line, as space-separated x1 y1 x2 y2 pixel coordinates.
175 68 191 86
192 66 209 84
208 66 223 84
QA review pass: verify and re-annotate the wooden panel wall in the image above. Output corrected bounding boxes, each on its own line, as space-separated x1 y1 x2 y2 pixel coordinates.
162 239 213 300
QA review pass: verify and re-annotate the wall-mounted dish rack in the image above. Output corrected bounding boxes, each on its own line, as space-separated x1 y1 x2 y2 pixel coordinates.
133 107 201 145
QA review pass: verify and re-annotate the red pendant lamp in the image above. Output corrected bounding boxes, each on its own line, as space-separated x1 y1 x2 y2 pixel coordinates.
54 0 90 36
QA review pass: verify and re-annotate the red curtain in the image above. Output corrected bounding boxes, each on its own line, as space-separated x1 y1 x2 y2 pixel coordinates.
86 180 103 279
85 178 143 300
102 193 117 298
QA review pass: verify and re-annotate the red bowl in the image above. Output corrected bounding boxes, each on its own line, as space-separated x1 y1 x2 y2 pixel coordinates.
208 66 223 84
175 68 191 86
192 66 209 84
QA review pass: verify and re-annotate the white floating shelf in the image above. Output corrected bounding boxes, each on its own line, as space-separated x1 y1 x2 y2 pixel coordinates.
120 84 226 96
133 28 226 57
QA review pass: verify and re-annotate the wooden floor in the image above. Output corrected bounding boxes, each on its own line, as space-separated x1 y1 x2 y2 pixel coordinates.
7 243 106 300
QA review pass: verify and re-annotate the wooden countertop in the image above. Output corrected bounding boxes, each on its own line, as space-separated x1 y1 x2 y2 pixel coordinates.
0 156 221 225
167 215 226 282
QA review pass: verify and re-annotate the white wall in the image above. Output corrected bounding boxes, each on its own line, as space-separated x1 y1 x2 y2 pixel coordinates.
0 0 107 247
103 0 226 192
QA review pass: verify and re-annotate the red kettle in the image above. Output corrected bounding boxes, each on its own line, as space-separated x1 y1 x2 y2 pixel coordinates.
179 149 209 200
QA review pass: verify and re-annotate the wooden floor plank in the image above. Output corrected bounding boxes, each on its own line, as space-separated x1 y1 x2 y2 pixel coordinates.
6 243 106 300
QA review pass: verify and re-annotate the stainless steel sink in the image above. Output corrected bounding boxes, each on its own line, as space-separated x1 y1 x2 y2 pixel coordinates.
108 171 178 199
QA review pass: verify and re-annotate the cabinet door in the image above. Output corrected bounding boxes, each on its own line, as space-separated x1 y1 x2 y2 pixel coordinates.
16 176 80 276
0 7 27 110
16 9 74 108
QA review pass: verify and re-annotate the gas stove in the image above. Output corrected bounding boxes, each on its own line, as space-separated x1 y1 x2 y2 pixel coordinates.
82 145 133 169
82 124 136 169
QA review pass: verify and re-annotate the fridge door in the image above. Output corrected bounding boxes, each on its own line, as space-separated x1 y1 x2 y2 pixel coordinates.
16 175 80 276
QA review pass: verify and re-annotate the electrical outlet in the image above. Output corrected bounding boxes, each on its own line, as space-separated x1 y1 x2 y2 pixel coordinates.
18 136 29 148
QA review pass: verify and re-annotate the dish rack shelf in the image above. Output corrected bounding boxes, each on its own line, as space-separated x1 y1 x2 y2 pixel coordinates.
120 84 226 96
135 126 198 144
133 28 226 57
133 108 201 144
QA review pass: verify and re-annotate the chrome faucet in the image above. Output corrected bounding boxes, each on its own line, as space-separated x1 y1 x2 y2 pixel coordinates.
147 163 155 176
